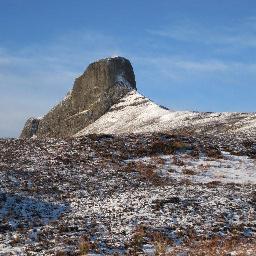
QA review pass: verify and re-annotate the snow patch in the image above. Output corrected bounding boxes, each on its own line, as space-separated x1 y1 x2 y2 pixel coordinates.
115 73 133 89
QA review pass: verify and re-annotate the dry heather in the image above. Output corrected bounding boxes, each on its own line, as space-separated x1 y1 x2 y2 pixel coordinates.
0 133 255 255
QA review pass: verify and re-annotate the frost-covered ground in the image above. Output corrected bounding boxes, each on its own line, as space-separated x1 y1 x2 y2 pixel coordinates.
76 91 256 138
126 151 256 184
0 133 256 255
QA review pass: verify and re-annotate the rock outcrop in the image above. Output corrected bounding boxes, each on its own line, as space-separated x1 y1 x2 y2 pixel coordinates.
20 118 41 138
20 57 136 138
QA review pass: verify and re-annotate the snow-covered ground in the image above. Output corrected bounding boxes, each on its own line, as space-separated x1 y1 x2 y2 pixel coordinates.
75 90 256 138
125 151 256 184
0 133 255 255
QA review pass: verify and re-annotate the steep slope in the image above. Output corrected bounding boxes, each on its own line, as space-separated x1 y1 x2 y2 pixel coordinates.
20 56 136 138
76 90 256 138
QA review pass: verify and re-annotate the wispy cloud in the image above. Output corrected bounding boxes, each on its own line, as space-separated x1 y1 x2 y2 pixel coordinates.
0 31 123 137
147 17 256 48
135 55 256 77
169 59 229 72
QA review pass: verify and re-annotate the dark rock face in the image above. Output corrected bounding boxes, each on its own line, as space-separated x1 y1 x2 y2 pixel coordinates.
20 118 41 139
20 57 136 138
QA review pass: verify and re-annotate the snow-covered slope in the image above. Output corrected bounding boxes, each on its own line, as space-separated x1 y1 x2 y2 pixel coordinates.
1 134 255 254
76 90 256 137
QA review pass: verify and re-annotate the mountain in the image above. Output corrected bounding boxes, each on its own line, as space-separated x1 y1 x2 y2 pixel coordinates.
20 56 256 139
20 57 136 138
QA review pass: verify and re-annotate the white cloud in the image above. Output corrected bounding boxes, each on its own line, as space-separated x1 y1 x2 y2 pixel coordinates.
135 56 254 75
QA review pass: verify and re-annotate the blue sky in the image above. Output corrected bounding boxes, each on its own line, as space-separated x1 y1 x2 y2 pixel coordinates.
0 0 256 137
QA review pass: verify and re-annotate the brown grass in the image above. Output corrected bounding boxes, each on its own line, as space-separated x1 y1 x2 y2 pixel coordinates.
172 156 185 166
134 162 167 186
172 141 191 151
152 232 170 255
166 236 256 256
205 147 222 159
205 180 222 188
129 224 256 255
79 236 91 255
149 140 191 156
130 225 146 251
182 168 196 175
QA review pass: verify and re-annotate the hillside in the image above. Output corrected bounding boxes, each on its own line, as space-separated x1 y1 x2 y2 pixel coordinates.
76 90 256 138
0 133 256 255
2 57 255 255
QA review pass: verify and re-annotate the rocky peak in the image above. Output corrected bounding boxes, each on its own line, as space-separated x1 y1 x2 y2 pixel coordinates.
20 56 136 138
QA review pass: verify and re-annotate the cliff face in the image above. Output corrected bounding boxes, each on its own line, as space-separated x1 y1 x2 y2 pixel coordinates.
20 57 136 138
20 118 41 138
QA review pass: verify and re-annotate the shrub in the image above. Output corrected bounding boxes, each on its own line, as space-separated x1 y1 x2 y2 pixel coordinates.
135 163 166 186
182 168 196 175
152 232 169 255
79 236 91 255
206 180 222 188
205 147 222 159
130 225 146 251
